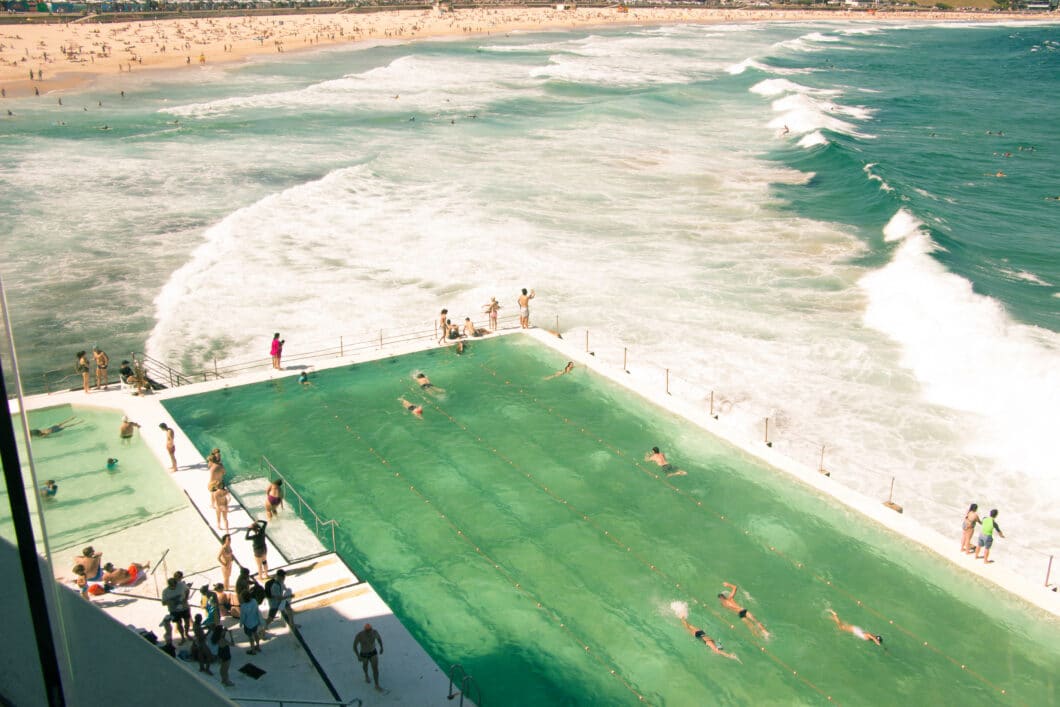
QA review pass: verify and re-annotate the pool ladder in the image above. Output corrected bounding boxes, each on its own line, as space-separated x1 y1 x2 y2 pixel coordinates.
447 663 482 706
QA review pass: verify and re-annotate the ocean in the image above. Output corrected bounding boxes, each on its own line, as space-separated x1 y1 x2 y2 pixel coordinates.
1 19 1057 583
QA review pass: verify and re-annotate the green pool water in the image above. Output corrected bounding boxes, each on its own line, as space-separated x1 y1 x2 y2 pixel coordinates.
2 404 187 553
163 336 1059 706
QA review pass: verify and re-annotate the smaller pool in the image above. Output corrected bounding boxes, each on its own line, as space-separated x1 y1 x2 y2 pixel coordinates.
2 404 188 553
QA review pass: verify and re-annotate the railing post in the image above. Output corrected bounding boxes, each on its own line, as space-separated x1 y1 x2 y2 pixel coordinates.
379 329 383 349
622 347 627 372
665 368 670 395
1046 555 1054 588
554 314 559 333
763 417 771 447
709 390 715 418
213 357 218 377
818 444 829 476
340 335 344 357
585 330 589 353
883 477 903 513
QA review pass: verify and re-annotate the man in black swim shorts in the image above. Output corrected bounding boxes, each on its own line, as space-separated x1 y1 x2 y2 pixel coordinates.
353 623 384 691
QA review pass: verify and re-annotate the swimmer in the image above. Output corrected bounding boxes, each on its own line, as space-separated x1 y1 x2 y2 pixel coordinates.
30 416 83 438
298 371 311 386
545 362 575 380
119 416 141 444
455 340 465 355
398 398 423 418
680 615 740 662
718 582 769 638
414 373 444 392
645 447 687 477
40 480 58 500
106 458 118 471
827 609 883 646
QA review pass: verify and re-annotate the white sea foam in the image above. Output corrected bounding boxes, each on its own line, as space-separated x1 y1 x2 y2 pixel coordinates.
798 131 829 148
863 163 894 192
750 78 839 98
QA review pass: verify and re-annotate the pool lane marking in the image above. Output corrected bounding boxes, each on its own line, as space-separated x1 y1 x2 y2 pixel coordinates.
476 361 1026 705
315 393 652 705
417 388 838 705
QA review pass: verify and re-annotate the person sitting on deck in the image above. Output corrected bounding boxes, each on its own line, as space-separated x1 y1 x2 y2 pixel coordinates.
102 561 149 587
73 546 104 581
463 317 487 337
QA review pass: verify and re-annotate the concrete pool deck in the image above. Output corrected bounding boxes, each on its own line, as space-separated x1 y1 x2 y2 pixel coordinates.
8 325 1058 705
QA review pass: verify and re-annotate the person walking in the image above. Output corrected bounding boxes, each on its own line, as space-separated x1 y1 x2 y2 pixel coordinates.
974 509 1005 563
246 520 269 580
353 623 384 692
239 590 263 654
960 503 981 554
208 624 235 686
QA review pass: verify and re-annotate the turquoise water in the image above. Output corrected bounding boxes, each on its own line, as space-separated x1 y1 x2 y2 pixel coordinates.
1 21 1057 586
0 404 187 551
164 337 1059 706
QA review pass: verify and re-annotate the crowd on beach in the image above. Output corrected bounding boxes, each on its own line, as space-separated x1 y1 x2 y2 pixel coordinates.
0 5 1044 99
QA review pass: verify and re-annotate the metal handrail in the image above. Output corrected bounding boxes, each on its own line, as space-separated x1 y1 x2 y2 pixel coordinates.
260 455 339 552
447 663 482 706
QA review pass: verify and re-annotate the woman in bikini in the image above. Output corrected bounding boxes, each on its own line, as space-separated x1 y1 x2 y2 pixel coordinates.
159 422 177 472
960 503 981 554
76 350 90 394
265 479 284 521
212 482 231 531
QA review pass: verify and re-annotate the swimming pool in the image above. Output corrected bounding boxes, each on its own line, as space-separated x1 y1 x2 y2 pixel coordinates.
164 336 1059 705
3 404 188 554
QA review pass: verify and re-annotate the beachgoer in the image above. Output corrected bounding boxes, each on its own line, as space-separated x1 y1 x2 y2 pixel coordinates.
208 624 235 686
92 347 109 389
270 333 284 370
239 590 263 654
200 584 220 628
455 339 465 355
161 576 190 644
265 479 284 521
213 482 231 531
645 446 687 477
208 449 225 497
159 423 177 471
414 372 444 392
119 416 140 444
235 566 260 606
101 561 148 586
517 288 535 329
30 416 82 437
265 569 294 628
214 583 237 619
545 362 575 380
483 297 501 331
446 319 460 340
119 360 136 383
398 397 423 418
298 371 310 386
353 623 384 691
218 534 235 590
463 317 487 337
680 615 740 662
437 309 449 344
40 479 58 500
74 546 103 581
246 520 269 580
718 582 769 638
960 503 981 554
974 509 1005 563
827 608 882 646
106 457 118 471
76 350 90 393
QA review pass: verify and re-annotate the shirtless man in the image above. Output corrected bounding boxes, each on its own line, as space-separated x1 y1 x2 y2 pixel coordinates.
398 398 423 418
680 615 740 662
159 422 177 471
93 347 110 389
74 546 104 581
415 373 444 393
645 447 687 477
353 623 385 692
827 609 883 646
517 288 535 329
545 362 574 380
102 561 149 586
119 416 140 444
463 317 486 337
718 582 769 638
30 416 83 437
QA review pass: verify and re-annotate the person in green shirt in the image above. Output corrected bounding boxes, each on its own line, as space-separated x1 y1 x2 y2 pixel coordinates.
973 509 1005 564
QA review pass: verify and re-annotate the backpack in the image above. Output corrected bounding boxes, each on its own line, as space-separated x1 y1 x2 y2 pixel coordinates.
264 578 277 599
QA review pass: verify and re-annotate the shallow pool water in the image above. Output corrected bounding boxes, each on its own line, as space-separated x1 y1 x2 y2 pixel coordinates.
164 336 1059 706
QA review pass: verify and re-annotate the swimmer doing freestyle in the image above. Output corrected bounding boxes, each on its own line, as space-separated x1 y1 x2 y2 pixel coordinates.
718 582 769 638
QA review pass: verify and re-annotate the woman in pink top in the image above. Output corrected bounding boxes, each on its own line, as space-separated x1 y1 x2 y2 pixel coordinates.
270 333 284 370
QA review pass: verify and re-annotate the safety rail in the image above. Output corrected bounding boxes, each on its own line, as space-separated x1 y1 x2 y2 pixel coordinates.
446 663 483 707
260 455 339 553
578 329 1058 590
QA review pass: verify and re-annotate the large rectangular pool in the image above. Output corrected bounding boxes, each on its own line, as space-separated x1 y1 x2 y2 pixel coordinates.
163 335 1058 706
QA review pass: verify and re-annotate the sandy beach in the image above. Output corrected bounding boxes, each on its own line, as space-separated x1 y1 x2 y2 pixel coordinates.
0 6 1045 97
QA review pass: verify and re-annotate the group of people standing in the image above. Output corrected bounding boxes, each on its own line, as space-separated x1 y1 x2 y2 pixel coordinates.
436 287 536 346
74 347 109 393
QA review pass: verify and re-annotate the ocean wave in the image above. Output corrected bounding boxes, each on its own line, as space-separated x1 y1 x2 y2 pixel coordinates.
797 131 829 149
860 211 1060 483
863 163 894 192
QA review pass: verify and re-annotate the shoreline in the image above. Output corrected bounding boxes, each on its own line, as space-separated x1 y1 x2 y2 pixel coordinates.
1 7 1053 97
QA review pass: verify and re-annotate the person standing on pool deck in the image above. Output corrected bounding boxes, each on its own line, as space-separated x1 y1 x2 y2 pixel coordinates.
353 623 384 691
437 308 449 344
960 503 981 554
718 582 769 638
827 609 883 646
246 520 269 580
159 422 177 471
517 288 535 329
483 296 501 331
974 509 1005 563
679 614 740 662
645 447 687 477
270 333 284 370
76 350 91 394
265 479 284 521
92 346 110 390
